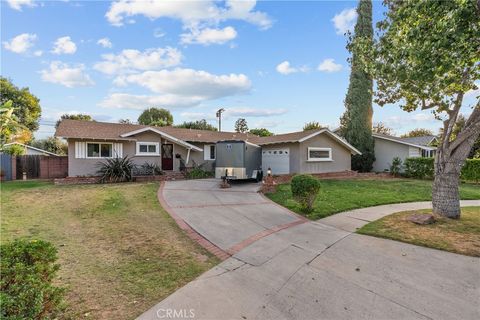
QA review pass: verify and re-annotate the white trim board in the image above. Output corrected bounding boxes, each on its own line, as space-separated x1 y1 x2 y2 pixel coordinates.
373 134 437 150
120 127 202 152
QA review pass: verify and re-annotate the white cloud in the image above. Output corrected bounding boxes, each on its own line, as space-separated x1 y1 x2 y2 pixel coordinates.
153 28 166 38
40 61 94 88
99 93 203 110
276 61 308 75
332 8 357 35
180 112 216 121
7 0 36 11
224 107 288 118
52 36 77 55
101 68 251 110
318 59 342 73
3 33 37 54
105 0 272 29
33 50 43 57
114 68 251 99
382 112 438 131
97 37 112 48
181 26 237 46
94 47 182 75
254 120 282 128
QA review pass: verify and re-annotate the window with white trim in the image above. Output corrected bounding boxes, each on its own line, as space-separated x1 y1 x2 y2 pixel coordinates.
87 143 113 158
307 147 332 161
204 144 216 160
136 142 160 155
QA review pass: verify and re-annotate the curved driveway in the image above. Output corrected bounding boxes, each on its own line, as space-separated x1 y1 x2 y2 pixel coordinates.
139 179 480 320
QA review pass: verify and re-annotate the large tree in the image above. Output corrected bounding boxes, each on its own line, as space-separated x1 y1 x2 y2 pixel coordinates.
30 137 68 155
56 114 93 128
137 107 173 126
360 0 480 218
372 122 394 135
234 118 249 133
0 77 41 132
249 128 273 137
0 100 27 145
303 121 323 131
175 119 218 131
339 0 375 172
401 128 434 138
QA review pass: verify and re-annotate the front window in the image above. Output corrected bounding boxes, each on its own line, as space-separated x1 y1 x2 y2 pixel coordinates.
136 142 160 155
307 147 332 161
209 145 216 160
204 144 216 160
87 143 112 158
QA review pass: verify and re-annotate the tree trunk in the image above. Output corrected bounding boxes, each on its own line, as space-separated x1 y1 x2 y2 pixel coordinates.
432 156 461 218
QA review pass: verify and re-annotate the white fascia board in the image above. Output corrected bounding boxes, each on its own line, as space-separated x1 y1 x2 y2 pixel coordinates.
299 129 362 155
120 127 202 151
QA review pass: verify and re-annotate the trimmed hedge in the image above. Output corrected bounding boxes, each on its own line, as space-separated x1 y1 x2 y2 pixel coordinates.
405 157 480 183
461 159 480 183
0 239 65 319
291 174 321 213
404 157 434 179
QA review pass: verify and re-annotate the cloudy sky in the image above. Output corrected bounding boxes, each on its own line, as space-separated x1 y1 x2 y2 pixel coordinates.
2 0 477 138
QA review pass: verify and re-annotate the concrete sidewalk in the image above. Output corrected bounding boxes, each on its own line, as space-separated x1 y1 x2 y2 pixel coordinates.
139 180 480 320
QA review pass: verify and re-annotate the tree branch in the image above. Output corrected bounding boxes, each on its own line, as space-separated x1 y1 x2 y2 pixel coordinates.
449 103 480 152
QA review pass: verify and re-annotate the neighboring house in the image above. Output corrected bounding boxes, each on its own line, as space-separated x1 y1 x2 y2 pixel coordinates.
372 133 437 172
2 142 60 156
55 120 361 177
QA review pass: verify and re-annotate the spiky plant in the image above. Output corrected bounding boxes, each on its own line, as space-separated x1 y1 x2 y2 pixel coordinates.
97 156 134 183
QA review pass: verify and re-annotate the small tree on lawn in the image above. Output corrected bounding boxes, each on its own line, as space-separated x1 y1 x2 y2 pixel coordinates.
358 0 480 218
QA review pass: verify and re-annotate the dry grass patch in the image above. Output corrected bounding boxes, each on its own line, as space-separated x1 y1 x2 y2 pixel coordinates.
1 181 219 319
357 207 480 257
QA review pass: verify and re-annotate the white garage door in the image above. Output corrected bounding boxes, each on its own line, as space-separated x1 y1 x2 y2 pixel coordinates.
262 148 290 175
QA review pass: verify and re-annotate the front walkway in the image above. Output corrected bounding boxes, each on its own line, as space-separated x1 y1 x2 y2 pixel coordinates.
139 179 480 320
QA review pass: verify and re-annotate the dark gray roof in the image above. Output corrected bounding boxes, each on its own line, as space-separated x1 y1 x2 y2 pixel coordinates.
399 135 437 147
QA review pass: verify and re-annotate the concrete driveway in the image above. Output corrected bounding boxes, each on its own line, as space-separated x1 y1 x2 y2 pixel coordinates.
139 179 480 320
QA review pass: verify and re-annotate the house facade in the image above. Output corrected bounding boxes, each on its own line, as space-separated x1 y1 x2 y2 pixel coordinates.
56 120 361 177
372 133 437 172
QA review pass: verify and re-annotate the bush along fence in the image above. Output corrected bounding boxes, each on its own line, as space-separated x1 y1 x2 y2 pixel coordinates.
405 157 480 183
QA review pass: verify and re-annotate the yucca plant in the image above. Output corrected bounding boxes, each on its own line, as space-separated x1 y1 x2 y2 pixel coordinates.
97 156 134 183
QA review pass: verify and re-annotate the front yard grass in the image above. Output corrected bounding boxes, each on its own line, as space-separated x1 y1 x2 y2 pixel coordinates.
1 181 219 319
266 179 480 220
357 207 480 257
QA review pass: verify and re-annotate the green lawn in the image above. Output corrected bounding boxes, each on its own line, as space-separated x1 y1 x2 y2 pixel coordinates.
266 179 480 220
357 207 480 257
1 181 218 320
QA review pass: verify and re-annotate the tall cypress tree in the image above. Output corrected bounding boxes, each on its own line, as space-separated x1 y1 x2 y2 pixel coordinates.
340 0 375 172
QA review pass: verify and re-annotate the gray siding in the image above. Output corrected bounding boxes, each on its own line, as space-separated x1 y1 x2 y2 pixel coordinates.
372 137 422 172
298 134 352 173
67 131 209 176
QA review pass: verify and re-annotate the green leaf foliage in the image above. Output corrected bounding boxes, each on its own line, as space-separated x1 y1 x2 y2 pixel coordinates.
175 119 218 131
0 239 65 319
55 113 93 128
234 118 249 133
460 159 480 183
340 0 375 172
97 156 134 183
137 108 173 126
404 157 435 179
249 128 273 137
291 174 321 213
302 121 323 131
0 77 41 132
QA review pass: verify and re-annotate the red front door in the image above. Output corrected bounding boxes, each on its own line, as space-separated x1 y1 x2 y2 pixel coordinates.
161 144 174 171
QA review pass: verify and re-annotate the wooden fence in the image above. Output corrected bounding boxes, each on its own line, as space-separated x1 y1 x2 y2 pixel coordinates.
9 155 68 180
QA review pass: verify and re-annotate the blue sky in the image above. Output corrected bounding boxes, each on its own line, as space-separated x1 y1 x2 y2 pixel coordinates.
2 0 477 139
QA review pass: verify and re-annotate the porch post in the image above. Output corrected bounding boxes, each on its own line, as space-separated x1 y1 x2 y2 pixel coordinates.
186 148 191 165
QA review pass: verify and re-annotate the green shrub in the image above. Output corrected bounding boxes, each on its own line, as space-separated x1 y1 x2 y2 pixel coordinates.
461 159 480 183
186 167 213 179
291 174 321 213
404 157 434 179
389 157 403 177
0 239 65 319
97 156 134 183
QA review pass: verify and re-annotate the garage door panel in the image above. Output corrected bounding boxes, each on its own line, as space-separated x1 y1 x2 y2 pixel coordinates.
262 149 290 174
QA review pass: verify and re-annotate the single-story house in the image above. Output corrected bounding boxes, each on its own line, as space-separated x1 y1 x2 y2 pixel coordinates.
55 120 361 177
2 142 60 156
372 133 437 172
